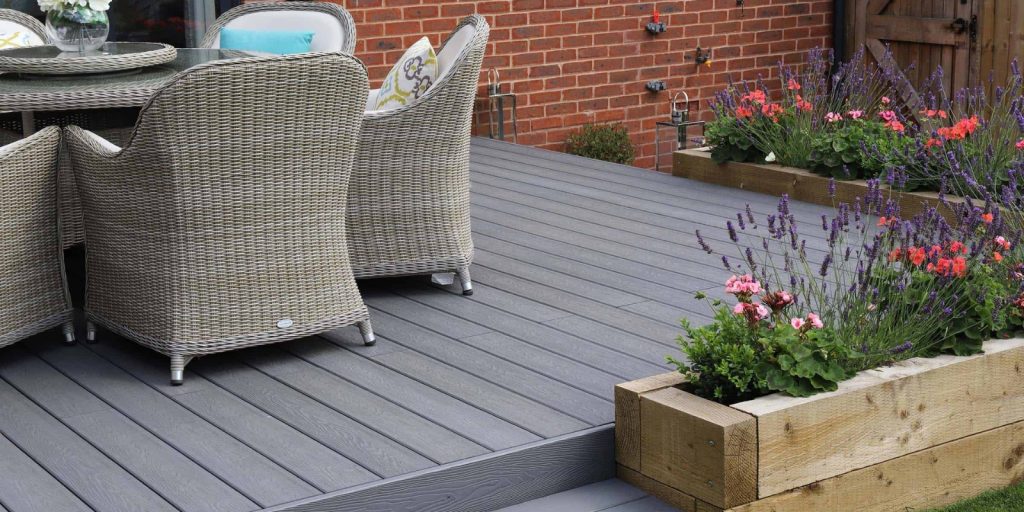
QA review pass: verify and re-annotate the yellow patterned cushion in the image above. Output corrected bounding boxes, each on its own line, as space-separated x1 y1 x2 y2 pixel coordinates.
374 37 437 111
0 30 43 49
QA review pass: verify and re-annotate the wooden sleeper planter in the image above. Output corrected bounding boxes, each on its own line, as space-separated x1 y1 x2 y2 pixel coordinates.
615 338 1024 511
672 149 967 221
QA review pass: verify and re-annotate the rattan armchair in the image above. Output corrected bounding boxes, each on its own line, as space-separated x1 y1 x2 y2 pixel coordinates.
0 9 46 145
349 15 490 295
65 53 374 385
0 126 75 348
200 2 356 54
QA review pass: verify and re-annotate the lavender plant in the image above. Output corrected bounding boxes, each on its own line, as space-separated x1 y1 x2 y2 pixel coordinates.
686 173 1018 382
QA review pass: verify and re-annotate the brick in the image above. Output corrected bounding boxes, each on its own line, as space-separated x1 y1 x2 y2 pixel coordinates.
339 0 832 169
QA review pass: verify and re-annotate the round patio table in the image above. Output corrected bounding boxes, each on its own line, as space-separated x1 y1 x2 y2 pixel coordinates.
0 48 254 248
0 48 253 133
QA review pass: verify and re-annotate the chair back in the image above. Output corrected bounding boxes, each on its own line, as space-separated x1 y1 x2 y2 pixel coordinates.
200 2 355 54
0 9 47 48
0 126 71 346
74 53 369 340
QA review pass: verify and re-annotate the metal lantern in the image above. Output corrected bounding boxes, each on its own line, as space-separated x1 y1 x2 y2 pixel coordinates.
655 90 705 172
486 68 518 143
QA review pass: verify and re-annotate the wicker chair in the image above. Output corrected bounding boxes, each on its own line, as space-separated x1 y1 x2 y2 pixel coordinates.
0 126 75 349
65 53 374 385
0 9 46 144
200 2 356 54
350 14 490 295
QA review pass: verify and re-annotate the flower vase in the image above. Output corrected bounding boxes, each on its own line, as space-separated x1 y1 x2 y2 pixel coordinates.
44 7 109 53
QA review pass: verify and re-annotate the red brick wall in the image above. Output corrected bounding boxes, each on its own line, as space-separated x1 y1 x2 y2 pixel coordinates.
260 0 833 169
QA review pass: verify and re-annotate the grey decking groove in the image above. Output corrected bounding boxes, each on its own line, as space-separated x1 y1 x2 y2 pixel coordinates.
83 337 380 494
0 140 837 511
365 293 625 394
27 342 319 508
0 431 91 512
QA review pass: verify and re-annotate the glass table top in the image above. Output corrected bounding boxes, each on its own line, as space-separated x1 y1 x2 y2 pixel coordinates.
0 42 172 60
0 48 253 108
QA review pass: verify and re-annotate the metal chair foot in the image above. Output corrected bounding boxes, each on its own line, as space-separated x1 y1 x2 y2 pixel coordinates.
85 321 98 344
456 267 473 296
170 355 192 386
62 322 76 345
358 320 376 346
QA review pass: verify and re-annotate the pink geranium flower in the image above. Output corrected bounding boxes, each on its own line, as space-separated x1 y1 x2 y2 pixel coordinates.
825 112 842 123
846 110 863 119
881 96 891 105
807 312 824 329
790 317 804 330
725 274 762 296
1016 139 1024 150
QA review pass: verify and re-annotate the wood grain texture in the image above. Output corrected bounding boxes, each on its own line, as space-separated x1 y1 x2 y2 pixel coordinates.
0 379 175 512
672 150 961 222
640 387 757 509
268 427 616 512
614 372 688 471
730 420 1024 512
617 465 698 512
0 433 91 512
732 338 1024 497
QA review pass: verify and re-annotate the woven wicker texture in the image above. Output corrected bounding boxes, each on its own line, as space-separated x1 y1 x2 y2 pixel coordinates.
348 15 489 291
65 53 371 377
0 126 74 348
200 2 356 54
0 9 46 145
0 43 177 75
0 8 47 41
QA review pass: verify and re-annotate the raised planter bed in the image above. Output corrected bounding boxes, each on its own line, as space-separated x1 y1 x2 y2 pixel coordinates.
672 149 964 221
614 338 1024 512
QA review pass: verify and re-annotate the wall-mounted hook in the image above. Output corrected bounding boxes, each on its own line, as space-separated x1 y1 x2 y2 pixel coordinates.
645 80 667 93
646 7 666 34
695 46 713 67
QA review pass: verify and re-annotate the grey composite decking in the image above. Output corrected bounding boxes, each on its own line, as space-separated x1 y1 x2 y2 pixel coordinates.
0 138 834 512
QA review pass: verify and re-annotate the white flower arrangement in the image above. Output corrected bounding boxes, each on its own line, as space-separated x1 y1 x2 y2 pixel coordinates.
38 0 111 13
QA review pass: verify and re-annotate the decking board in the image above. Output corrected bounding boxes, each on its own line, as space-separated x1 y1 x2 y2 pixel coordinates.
0 139 835 511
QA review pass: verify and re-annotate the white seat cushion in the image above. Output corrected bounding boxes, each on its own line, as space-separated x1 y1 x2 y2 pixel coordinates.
373 37 438 111
0 20 44 49
208 10 345 52
436 24 476 83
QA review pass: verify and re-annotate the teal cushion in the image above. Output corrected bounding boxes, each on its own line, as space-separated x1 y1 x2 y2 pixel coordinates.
219 28 314 55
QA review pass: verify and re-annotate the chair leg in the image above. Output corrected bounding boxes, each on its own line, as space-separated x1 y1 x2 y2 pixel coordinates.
62 321 76 345
456 266 473 296
170 354 192 386
85 321 98 344
358 320 376 346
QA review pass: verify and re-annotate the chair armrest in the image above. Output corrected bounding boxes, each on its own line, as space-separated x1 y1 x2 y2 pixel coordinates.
64 125 123 158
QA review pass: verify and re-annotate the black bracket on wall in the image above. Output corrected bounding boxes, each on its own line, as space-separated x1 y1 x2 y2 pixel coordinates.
646 80 667 92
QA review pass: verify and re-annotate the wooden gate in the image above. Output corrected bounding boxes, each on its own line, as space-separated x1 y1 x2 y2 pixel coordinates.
851 0 975 104
849 1 1024 101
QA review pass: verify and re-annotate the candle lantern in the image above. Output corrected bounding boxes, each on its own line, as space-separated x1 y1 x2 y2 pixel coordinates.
486 68 518 142
655 91 706 172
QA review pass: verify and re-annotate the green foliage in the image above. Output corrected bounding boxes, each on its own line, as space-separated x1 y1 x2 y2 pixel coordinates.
668 309 768 404
669 299 853 404
806 119 893 179
565 124 636 165
704 116 765 164
930 482 1024 511
756 327 856 397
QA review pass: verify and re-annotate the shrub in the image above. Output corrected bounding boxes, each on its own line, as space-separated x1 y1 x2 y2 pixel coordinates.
679 179 1022 401
704 116 765 164
565 123 635 165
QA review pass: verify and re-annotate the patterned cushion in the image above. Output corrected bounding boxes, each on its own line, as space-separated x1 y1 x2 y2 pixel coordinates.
0 30 43 49
374 37 437 111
